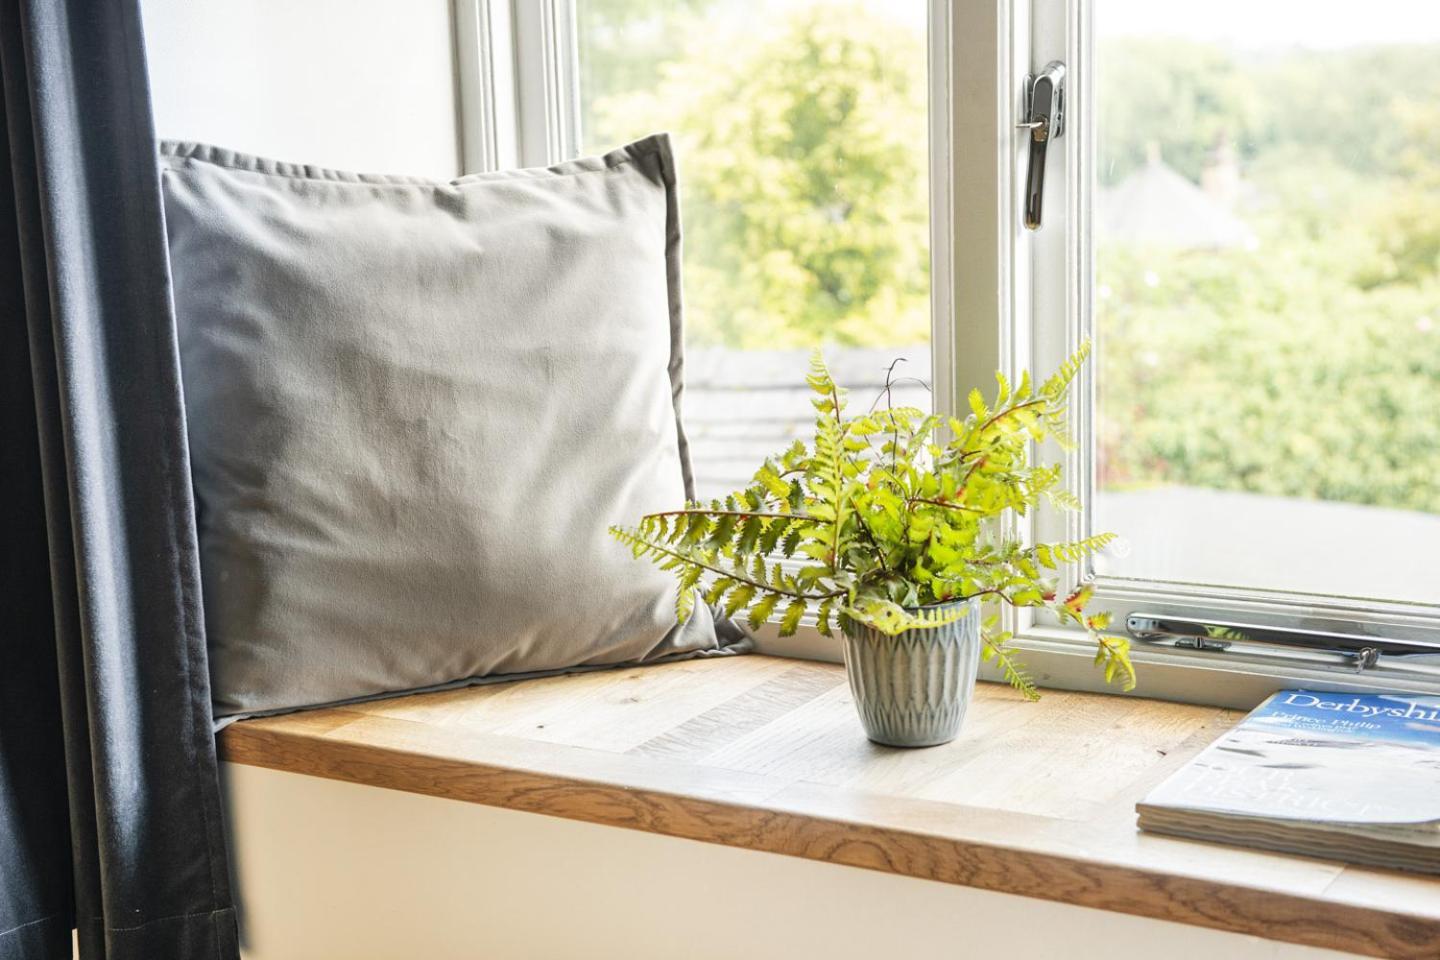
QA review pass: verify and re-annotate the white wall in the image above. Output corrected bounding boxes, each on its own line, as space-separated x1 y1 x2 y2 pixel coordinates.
140 0 462 177
225 764 1362 960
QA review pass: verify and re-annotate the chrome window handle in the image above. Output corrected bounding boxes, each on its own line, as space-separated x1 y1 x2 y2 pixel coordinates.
1127 614 1440 673
1020 61 1066 230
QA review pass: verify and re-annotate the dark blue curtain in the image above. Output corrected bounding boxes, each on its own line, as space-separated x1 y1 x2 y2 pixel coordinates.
0 1 238 957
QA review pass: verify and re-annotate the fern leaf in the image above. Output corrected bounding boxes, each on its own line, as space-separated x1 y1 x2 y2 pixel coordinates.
705 512 738 551
779 598 807 637
681 513 710 545
816 597 836 637
757 517 788 555
675 565 703 623
1093 634 1137 692
1045 487 1082 511
704 576 733 607
847 598 966 636
786 478 805 512
968 387 987 418
722 583 756 618
1039 339 1092 402
747 592 781 629
736 515 763 555
754 461 791 500
1035 533 1117 568
983 635 1039 701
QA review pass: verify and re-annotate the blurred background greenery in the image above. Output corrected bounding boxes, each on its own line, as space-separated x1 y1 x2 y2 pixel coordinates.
576 0 1440 516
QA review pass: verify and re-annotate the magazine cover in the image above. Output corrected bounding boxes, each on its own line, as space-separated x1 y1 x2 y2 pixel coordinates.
1142 690 1440 827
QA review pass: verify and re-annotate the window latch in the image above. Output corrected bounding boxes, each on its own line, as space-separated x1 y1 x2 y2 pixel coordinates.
1019 60 1066 230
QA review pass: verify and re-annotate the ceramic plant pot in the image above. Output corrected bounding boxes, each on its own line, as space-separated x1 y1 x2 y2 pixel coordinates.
839 598 982 747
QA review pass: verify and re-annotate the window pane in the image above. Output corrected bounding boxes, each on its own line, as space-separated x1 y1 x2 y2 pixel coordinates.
1092 0 1440 605
576 0 930 501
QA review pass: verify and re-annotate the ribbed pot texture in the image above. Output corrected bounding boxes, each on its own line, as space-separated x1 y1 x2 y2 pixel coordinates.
840 598 982 747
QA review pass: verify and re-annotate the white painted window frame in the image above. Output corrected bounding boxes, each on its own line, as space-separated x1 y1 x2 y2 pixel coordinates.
1018 0 1440 707
455 0 1440 708
453 0 578 172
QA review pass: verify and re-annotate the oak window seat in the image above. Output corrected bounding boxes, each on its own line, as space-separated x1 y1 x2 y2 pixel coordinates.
218 654 1440 959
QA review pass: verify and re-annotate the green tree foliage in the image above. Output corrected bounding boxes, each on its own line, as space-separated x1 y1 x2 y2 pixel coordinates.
587 1 929 348
1097 39 1440 514
575 0 715 147
1098 247 1440 512
1098 40 1440 187
577 7 1440 518
1358 100 1440 289
613 345 1136 700
1097 38 1264 185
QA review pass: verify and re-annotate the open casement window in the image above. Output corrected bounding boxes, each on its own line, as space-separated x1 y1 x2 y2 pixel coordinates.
459 0 1440 706
1017 0 1440 704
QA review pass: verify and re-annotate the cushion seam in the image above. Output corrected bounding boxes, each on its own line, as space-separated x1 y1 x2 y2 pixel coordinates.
157 138 662 188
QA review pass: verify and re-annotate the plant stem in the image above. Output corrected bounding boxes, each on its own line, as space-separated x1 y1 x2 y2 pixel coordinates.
906 497 983 514
825 379 847 567
980 397 1047 433
644 508 820 522
961 455 988 486
851 509 891 575
626 535 844 603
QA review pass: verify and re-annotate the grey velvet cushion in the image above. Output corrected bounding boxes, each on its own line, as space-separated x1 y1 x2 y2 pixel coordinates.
160 135 745 720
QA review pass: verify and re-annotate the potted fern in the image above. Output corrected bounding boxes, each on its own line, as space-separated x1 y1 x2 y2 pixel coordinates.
611 343 1135 747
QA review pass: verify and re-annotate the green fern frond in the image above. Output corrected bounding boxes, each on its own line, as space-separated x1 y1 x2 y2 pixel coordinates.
816 597 836 637
721 583 756 618
846 598 968 636
806 348 847 416
1033 532 1117 569
967 387 988 419
994 370 1012 407
675 565 703 622
1093 634 1137 692
779 598 807 637
1045 487 1083 511
747 592 780 629
612 341 1134 698
703 576 733 606
1039 339 1092 402
982 632 1039 701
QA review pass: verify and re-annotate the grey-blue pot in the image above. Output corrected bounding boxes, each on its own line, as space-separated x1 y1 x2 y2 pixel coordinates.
840 598 982 748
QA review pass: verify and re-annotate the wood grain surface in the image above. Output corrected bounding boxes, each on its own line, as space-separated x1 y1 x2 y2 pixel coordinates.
219 656 1440 959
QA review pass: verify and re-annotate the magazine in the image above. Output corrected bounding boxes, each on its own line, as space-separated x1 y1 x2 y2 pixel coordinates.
1136 690 1440 873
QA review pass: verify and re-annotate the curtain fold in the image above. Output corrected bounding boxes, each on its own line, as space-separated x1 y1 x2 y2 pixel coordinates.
0 1 238 958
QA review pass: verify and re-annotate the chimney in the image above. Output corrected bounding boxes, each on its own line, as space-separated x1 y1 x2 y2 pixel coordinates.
1201 133 1241 209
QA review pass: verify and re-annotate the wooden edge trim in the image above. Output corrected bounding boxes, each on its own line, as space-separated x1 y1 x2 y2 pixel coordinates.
219 723 1440 959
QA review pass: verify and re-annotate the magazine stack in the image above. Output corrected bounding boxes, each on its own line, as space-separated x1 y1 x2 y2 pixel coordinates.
1138 690 1440 874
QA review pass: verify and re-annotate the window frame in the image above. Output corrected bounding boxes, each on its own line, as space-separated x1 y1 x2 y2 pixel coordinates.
453 0 578 172
1021 0 1440 703
458 0 1440 708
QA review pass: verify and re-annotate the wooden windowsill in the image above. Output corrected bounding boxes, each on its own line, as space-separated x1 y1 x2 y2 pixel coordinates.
218 655 1440 959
